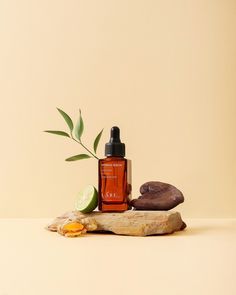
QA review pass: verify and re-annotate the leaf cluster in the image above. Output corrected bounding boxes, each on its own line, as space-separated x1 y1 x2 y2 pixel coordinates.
44 108 103 161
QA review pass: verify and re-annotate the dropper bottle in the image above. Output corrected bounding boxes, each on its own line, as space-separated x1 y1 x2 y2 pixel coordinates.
98 126 132 212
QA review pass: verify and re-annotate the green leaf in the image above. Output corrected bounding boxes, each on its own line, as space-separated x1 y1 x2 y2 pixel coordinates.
65 154 91 161
57 108 74 132
44 130 70 137
93 129 104 154
74 109 84 140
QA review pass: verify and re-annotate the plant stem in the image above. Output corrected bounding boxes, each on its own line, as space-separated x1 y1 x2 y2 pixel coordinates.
71 137 99 160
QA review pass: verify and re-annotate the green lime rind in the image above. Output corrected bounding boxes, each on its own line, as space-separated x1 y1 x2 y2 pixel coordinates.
75 185 98 213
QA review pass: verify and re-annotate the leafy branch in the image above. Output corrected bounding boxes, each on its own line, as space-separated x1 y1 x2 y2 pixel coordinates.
44 108 103 161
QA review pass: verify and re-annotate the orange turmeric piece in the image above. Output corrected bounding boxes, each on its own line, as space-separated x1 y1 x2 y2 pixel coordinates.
58 221 87 237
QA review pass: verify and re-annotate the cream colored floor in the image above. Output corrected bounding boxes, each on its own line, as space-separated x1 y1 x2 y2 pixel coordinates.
0 218 235 295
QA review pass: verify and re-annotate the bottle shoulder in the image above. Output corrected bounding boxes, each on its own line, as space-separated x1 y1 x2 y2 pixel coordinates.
99 157 127 163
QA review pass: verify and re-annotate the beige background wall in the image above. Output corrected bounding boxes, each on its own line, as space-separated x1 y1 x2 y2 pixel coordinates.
0 0 235 218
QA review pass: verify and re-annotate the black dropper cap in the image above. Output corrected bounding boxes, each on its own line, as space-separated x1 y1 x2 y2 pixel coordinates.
105 126 125 157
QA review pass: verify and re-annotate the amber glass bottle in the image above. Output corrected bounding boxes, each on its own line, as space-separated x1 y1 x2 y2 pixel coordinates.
98 127 131 212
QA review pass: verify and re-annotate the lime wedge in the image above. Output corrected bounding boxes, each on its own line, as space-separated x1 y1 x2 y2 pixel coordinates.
75 185 98 213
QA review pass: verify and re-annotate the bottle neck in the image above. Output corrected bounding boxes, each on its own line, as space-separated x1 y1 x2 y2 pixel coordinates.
106 155 124 158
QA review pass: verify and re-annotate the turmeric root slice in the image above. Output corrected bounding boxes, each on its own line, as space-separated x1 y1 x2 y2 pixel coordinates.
58 221 86 237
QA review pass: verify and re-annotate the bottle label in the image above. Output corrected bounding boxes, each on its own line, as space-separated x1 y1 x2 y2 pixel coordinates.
100 162 126 202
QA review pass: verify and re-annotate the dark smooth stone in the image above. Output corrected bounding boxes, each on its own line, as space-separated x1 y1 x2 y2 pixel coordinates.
131 181 184 210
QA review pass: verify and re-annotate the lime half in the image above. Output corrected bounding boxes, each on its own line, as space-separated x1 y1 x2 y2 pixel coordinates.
75 185 98 213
